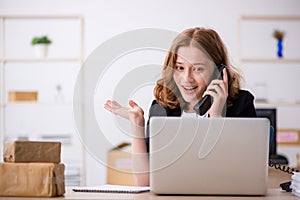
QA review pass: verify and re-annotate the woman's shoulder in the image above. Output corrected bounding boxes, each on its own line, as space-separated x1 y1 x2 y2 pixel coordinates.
149 100 181 117
226 89 256 117
235 89 255 101
230 89 255 107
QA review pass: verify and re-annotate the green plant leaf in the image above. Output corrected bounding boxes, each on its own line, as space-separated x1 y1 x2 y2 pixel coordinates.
31 35 52 45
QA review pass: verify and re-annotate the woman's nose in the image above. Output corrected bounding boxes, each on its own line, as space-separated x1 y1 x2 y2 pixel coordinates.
183 68 194 82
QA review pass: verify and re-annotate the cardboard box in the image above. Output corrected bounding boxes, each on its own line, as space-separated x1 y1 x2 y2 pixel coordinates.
297 153 300 167
0 162 65 197
8 91 38 102
4 141 61 163
107 142 135 186
277 129 300 145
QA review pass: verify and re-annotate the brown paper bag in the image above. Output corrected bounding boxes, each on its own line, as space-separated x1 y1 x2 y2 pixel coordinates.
0 162 65 197
4 141 61 163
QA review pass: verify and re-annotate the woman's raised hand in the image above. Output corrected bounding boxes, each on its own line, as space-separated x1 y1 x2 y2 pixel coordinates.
104 100 145 127
104 100 130 120
128 100 145 127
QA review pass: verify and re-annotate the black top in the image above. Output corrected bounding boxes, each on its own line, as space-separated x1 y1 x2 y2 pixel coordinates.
145 90 257 152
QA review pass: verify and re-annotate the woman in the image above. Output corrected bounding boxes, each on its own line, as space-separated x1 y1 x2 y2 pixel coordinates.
104 27 256 186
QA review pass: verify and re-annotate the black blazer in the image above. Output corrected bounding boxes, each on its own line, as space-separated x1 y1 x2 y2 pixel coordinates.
145 90 257 152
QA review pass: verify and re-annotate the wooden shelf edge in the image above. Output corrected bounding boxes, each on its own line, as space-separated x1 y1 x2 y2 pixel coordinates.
1 102 73 106
1 58 81 63
241 58 300 63
240 15 300 21
0 15 83 19
255 102 300 108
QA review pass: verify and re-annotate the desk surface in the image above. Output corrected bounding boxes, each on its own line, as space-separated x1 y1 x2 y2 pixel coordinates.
0 168 297 199
0 188 298 200
55 189 299 199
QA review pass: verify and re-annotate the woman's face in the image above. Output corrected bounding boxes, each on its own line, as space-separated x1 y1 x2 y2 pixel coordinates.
173 46 215 108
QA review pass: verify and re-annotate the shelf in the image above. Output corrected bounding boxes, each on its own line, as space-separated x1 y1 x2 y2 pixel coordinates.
240 15 300 21
0 14 85 185
0 58 81 63
1 102 73 107
241 58 300 63
0 15 82 20
238 15 300 65
255 101 300 108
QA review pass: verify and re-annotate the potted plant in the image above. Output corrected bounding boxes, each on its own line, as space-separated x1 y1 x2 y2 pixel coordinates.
273 30 285 58
31 35 52 58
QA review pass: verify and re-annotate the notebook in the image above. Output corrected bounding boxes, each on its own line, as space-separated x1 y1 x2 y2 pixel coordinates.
72 184 150 193
149 117 270 195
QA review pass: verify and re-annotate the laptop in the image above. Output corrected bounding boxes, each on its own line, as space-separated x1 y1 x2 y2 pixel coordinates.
149 117 270 195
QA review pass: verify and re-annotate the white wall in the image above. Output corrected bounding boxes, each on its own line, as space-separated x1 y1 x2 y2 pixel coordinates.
1 0 300 186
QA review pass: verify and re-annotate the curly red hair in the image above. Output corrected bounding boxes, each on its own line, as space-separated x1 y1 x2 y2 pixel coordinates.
154 27 242 109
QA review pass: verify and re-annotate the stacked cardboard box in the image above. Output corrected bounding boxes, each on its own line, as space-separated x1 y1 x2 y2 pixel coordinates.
0 141 65 197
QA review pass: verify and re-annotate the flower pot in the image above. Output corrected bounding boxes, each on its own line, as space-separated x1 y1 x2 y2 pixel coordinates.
33 44 49 58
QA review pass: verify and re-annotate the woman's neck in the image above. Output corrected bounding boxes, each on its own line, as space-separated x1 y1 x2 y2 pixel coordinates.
184 106 196 113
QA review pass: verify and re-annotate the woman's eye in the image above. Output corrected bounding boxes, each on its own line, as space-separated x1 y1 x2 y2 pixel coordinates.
176 66 184 71
194 67 203 72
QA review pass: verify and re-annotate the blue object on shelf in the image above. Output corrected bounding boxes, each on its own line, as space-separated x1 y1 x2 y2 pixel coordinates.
277 39 283 58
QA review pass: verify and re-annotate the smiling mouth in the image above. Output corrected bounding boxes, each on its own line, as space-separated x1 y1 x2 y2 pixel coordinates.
182 85 198 92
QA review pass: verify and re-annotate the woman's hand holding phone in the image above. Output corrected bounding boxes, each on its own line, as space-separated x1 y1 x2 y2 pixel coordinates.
202 67 228 117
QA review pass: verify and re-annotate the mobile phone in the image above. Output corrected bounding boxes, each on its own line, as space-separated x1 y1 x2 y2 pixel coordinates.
193 65 226 116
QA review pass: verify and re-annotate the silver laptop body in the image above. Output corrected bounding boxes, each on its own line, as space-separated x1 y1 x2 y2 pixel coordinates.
149 117 269 195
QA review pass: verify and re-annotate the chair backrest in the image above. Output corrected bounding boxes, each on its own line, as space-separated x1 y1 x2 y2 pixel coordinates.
256 108 277 155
